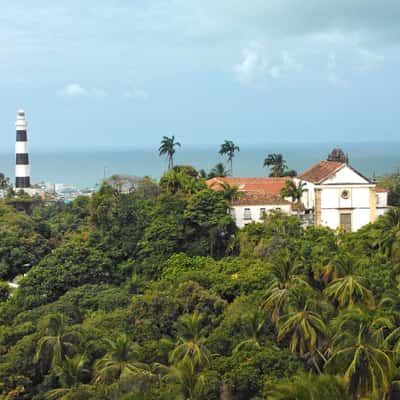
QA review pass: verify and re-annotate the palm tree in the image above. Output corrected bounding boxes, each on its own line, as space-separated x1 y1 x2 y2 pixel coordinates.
162 357 217 400
213 181 243 202
94 334 151 384
169 312 211 369
277 292 328 372
266 373 350 400
377 207 400 259
233 309 267 353
263 153 287 177
35 314 81 372
208 163 230 178
323 255 374 309
280 180 306 204
326 323 395 399
44 355 91 400
159 135 181 169
219 140 240 175
263 252 310 325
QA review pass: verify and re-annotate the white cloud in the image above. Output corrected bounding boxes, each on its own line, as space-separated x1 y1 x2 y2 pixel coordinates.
61 83 87 97
60 84 109 98
234 44 302 85
233 43 268 85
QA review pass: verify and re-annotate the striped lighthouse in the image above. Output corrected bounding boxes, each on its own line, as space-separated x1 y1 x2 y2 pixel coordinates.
15 110 30 189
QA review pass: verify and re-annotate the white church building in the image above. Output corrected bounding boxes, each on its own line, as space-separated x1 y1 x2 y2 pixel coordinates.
207 148 389 232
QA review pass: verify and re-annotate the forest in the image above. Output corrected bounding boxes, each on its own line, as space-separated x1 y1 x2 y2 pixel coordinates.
0 164 400 400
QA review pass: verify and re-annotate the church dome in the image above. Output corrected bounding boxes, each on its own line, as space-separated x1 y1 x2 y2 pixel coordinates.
327 146 347 163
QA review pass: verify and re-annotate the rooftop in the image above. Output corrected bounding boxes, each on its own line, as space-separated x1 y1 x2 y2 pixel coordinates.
206 177 290 195
297 161 346 184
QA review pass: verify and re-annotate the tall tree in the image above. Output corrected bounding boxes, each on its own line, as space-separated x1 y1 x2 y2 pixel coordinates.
263 252 310 325
277 291 328 372
213 182 243 202
35 314 81 373
169 312 211 369
208 163 230 178
161 358 217 400
44 355 91 400
263 153 287 177
94 334 151 384
324 254 374 309
266 373 350 400
326 322 395 399
219 140 240 175
280 180 306 204
159 135 181 169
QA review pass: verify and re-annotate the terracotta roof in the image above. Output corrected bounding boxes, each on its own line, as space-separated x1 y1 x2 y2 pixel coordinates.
232 192 291 206
206 177 290 195
376 186 389 193
297 161 345 184
206 177 292 206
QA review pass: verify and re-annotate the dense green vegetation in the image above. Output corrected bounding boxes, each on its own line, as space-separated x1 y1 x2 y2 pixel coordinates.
0 165 400 400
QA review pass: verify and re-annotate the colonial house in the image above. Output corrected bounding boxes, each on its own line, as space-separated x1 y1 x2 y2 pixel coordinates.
206 177 292 228
207 148 389 232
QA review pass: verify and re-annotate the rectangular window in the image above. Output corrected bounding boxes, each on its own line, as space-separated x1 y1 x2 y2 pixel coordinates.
244 208 252 220
260 208 266 218
340 213 352 232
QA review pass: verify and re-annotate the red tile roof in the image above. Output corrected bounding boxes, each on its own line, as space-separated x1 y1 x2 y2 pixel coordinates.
206 177 290 195
376 186 389 193
297 161 345 184
206 177 292 206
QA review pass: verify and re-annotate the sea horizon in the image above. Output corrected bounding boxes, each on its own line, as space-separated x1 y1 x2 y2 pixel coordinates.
1 141 399 189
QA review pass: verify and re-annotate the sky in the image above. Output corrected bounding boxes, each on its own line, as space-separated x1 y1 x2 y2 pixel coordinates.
1 0 400 151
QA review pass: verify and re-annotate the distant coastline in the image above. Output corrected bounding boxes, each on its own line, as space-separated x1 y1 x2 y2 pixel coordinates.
0 141 399 189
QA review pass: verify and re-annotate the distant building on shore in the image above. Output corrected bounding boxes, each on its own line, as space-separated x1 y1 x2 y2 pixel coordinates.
207 147 389 232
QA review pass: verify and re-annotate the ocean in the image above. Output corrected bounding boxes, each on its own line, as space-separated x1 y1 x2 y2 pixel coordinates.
1 142 399 189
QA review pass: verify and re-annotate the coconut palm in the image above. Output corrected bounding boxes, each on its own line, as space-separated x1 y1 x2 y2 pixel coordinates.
233 309 267 353
263 153 287 177
94 334 150 384
277 292 328 372
323 255 374 309
208 163 230 178
44 355 91 400
377 207 400 259
219 140 240 175
280 180 306 204
169 312 211 369
213 181 243 202
35 314 81 372
325 323 395 399
159 135 181 169
266 373 349 400
162 357 217 400
263 252 310 325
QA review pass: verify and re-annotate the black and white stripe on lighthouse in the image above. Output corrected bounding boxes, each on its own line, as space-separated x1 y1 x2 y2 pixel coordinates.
15 110 30 189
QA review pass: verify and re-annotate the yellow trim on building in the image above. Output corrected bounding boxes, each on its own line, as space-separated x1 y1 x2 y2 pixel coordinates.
315 189 322 226
370 187 376 223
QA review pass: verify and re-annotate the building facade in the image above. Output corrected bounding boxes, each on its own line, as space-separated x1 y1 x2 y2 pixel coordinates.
207 148 389 232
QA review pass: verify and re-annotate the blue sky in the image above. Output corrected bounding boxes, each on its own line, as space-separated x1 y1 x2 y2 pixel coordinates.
1 0 400 151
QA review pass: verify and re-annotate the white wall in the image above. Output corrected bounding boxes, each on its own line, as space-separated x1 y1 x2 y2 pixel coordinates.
323 166 369 185
320 208 371 232
232 204 292 228
319 186 373 232
377 192 388 207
